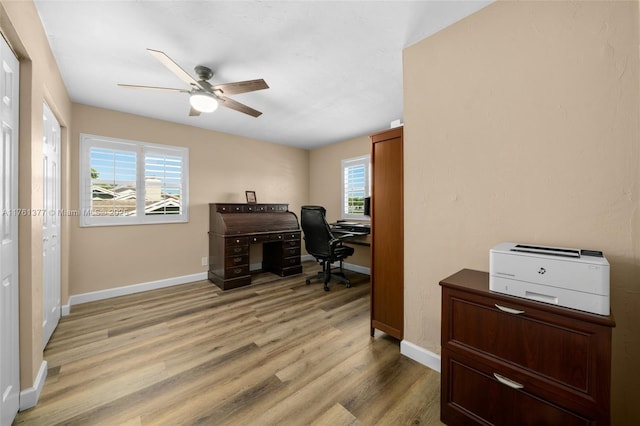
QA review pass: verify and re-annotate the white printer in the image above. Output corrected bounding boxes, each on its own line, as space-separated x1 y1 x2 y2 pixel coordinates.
489 242 610 315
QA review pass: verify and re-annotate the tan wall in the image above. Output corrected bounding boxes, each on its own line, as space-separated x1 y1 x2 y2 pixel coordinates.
69 104 309 294
309 134 371 267
0 0 73 391
403 1 639 423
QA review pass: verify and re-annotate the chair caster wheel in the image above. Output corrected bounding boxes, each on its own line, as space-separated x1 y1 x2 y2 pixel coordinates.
346 282 351 288
324 286 330 292
305 279 311 285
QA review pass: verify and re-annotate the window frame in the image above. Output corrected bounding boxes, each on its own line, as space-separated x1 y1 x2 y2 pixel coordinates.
341 154 371 221
79 133 189 227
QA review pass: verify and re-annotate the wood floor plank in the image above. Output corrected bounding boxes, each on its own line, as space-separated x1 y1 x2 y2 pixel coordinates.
14 261 442 425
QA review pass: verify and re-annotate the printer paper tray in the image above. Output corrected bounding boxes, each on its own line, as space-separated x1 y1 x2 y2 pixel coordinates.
489 276 609 316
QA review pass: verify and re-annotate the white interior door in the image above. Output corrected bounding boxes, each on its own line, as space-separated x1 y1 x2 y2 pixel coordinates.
42 102 61 348
0 35 20 426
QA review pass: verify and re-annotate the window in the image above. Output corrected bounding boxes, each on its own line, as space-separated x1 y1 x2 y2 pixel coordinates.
79 134 189 226
341 154 370 220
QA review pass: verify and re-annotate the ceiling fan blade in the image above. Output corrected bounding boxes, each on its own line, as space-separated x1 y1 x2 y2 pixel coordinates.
212 79 269 95
117 83 189 93
219 96 262 117
188 107 201 117
147 48 202 89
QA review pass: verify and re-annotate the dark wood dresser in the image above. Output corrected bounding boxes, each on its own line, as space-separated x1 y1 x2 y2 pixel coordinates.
208 203 302 290
440 269 615 425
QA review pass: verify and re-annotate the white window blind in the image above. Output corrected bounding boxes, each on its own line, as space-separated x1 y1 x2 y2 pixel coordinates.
80 134 189 226
341 155 370 220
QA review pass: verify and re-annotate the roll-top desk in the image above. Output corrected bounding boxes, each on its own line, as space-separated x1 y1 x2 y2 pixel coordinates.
208 203 302 290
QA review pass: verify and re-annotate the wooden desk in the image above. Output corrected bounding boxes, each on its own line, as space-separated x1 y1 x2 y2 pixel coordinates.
332 231 371 246
208 203 302 290
330 223 371 246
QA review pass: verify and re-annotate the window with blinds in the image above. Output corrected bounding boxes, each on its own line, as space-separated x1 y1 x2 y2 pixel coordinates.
80 134 189 226
341 155 370 220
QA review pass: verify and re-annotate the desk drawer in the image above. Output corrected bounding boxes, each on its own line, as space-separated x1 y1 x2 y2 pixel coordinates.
216 204 246 213
283 247 300 257
283 256 300 267
227 245 249 255
283 240 300 249
226 237 249 247
284 231 301 241
250 233 290 244
224 265 249 279
225 255 248 268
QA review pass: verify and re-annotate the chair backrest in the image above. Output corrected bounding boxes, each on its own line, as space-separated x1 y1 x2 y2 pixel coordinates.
300 205 333 259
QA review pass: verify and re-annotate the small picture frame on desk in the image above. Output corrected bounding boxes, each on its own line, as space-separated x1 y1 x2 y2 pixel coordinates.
245 191 257 204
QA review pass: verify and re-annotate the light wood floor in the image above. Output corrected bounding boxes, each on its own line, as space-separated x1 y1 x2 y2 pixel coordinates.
14 261 443 426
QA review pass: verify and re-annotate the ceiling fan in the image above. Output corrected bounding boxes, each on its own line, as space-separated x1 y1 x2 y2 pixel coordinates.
118 48 269 117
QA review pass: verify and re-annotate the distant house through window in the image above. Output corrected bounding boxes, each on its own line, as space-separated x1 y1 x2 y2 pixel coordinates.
341 154 370 220
79 134 189 226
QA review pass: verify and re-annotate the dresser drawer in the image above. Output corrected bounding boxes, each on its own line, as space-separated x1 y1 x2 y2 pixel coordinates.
444 286 609 396
441 350 593 426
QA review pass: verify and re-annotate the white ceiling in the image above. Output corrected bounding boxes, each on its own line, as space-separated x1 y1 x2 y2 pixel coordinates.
34 1 490 149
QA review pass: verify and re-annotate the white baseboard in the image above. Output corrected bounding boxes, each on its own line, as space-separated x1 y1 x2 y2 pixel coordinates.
64 272 208 314
19 360 47 411
300 255 370 275
63 257 370 315
401 340 441 373
343 262 370 275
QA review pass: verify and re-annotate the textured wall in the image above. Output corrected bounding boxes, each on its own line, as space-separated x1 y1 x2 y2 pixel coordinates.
403 1 639 423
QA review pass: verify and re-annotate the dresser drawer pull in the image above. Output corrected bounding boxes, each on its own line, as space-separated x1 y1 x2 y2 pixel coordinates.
493 373 524 390
495 304 525 315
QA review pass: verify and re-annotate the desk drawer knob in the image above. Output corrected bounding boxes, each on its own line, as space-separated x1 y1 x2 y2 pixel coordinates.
233 257 242 264
233 247 242 253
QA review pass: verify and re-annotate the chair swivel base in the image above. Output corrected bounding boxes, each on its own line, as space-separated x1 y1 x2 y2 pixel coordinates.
305 267 351 291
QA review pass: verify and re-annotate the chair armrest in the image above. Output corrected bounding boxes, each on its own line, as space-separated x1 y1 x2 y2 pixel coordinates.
330 234 354 247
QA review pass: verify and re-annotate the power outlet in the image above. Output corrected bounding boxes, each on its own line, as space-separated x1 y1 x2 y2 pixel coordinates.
201 257 208 266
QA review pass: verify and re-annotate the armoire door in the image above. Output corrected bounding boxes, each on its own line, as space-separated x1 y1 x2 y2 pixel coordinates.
370 126 403 339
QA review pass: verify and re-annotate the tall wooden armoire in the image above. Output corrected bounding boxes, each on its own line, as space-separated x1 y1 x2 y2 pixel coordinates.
370 126 403 339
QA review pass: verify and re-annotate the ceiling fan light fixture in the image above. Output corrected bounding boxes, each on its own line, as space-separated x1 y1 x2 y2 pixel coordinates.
189 91 218 113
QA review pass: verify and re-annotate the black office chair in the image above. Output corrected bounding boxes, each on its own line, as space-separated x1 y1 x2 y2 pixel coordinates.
300 205 355 291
